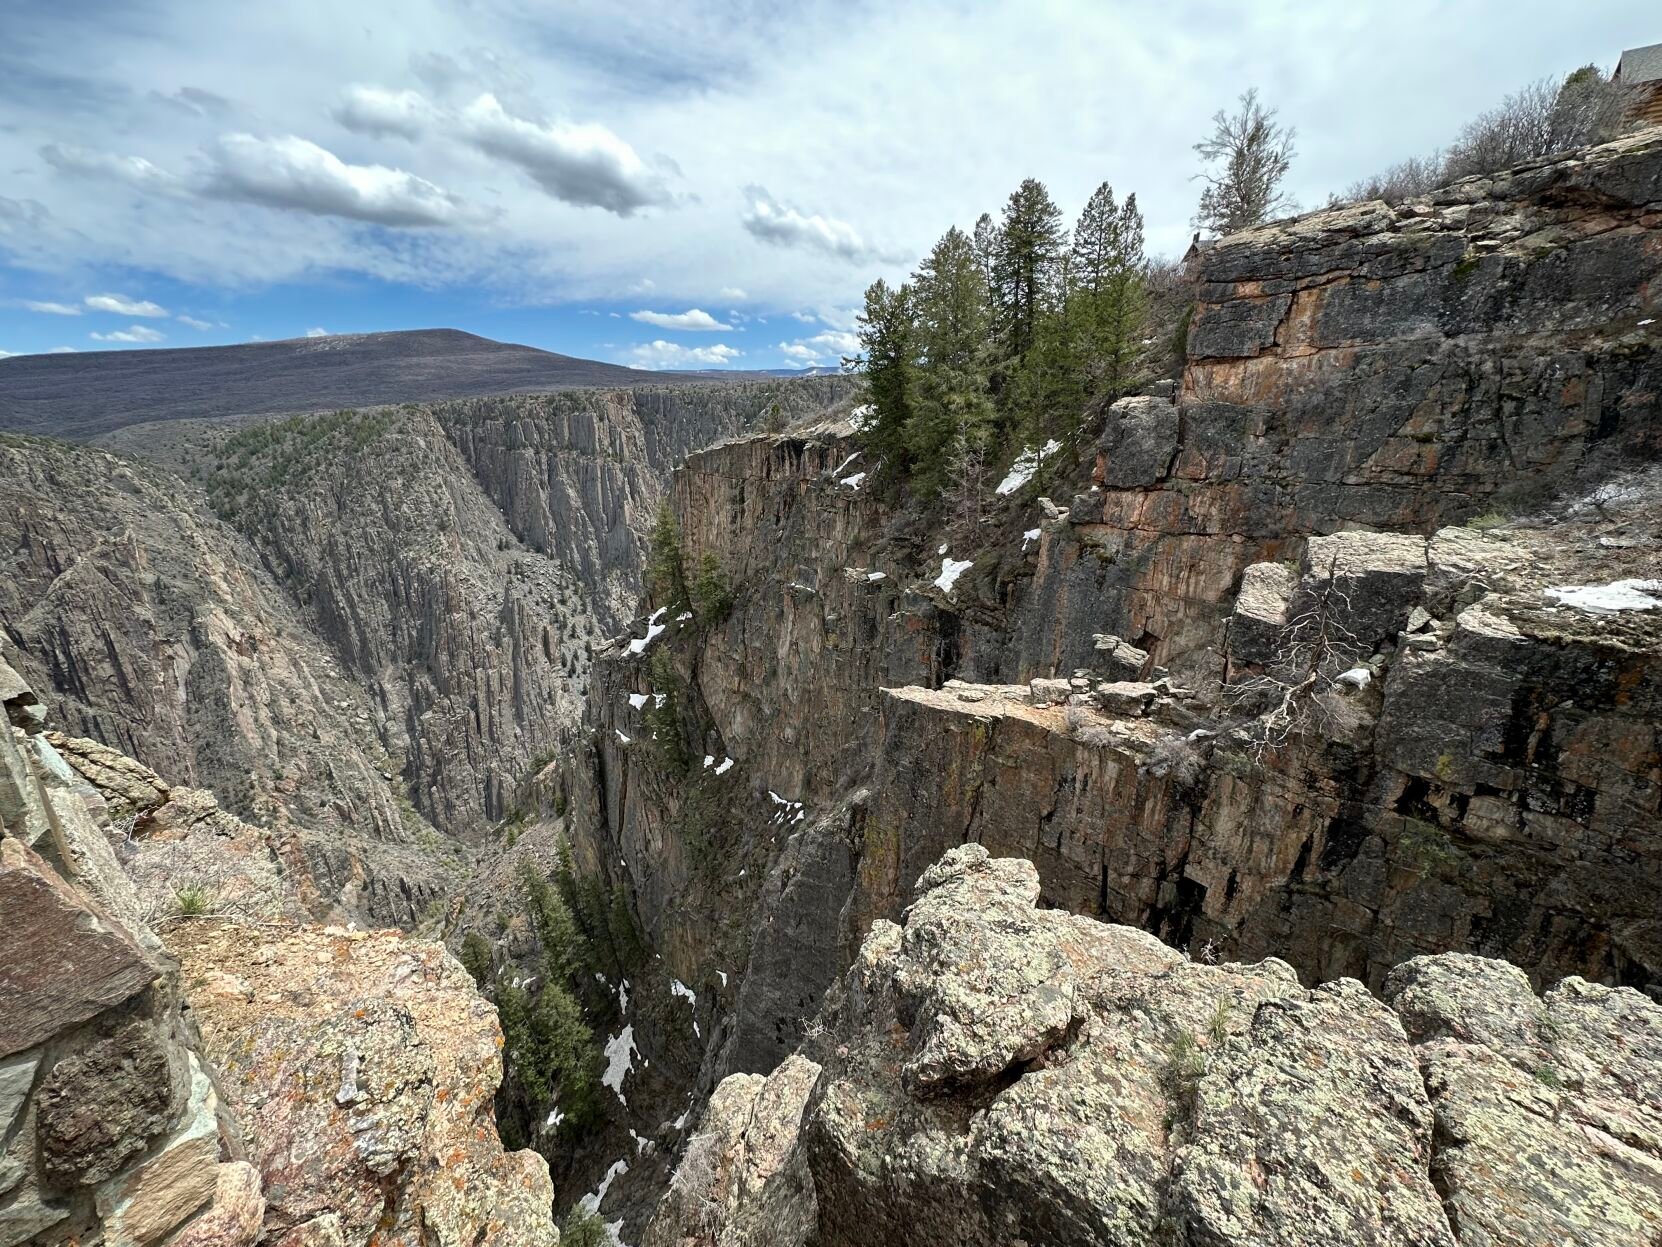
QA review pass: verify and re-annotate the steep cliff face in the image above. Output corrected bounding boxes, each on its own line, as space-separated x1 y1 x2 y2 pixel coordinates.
557 132 1662 1235
646 845 1662 1247
1 378 850 923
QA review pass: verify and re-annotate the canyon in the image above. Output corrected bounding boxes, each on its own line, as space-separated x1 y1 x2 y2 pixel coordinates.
1 127 1660 1246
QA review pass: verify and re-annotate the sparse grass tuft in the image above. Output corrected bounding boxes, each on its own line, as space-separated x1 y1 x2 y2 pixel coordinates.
171 885 216 918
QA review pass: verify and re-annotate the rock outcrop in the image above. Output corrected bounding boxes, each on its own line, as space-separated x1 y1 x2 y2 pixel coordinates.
0 650 557 1247
647 845 1662 1247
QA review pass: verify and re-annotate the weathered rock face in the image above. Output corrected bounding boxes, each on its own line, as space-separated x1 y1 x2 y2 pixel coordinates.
173 921 557 1247
858 486 1662 994
647 845 1662 1247
1016 128 1662 684
0 653 255 1247
1 652 558 1247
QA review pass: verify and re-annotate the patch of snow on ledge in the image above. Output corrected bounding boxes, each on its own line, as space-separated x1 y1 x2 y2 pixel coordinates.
995 439 1062 496
1545 579 1662 614
624 607 669 656
839 471 867 489
934 557 973 593
713 756 734 775
602 1026 638 1105
580 1157 629 1215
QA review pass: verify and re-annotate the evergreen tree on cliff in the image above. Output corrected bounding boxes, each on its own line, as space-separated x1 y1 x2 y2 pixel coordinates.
855 277 918 473
992 179 1067 368
1193 88 1296 235
908 227 996 482
1071 183 1147 402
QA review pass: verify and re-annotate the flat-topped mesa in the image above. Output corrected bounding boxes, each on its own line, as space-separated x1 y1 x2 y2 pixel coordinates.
647 844 1662 1247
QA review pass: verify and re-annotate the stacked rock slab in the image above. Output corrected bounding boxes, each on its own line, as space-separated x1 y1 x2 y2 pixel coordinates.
0 649 558 1247
646 845 1662 1247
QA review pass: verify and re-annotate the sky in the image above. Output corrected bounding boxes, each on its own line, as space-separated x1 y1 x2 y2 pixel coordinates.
1 1 1656 369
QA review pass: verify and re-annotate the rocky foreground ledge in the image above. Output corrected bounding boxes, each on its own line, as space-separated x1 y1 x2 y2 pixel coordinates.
0 650 557 1247
648 844 1662 1247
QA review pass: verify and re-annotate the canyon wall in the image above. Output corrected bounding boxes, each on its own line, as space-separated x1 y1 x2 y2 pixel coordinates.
553 135 1662 1240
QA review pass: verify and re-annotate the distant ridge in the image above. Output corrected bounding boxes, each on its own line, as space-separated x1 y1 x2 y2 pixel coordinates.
0 328 732 441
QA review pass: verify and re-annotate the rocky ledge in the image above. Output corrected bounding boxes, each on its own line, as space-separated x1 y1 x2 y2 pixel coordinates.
0 648 555 1247
649 844 1662 1247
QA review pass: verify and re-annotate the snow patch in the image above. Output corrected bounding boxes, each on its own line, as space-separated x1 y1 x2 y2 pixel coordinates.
602 1026 638 1105
848 404 873 431
580 1157 629 1215
713 756 734 775
671 978 697 1005
617 980 630 1014
1545 579 1662 614
839 471 867 490
934 557 973 594
1335 667 1372 690
615 729 631 744
995 439 1062 496
866 571 886 581
624 607 668 656
717 969 728 988
832 451 860 477
627 693 648 710
1022 527 1041 551
702 754 715 768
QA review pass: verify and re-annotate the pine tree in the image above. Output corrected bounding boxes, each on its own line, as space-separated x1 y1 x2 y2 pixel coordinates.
992 179 1068 367
972 212 1000 301
1070 185 1147 403
908 227 995 483
643 503 686 610
854 278 918 472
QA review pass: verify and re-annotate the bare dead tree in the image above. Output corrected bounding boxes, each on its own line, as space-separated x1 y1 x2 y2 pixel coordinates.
669 1129 727 1238
1224 556 1364 757
943 430 988 542
1192 88 1297 235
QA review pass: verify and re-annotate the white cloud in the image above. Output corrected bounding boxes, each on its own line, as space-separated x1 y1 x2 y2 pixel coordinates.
48 346 78 353
334 85 432 140
202 134 465 226
0 349 15 358
460 93 674 216
86 294 168 317
741 186 878 263
628 308 729 331
24 300 80 315
305 327 330 337
719 286 748 300
41 143 182 192
90 324 166 343
777 329 859 364
625 339 741 369
176 314 215 330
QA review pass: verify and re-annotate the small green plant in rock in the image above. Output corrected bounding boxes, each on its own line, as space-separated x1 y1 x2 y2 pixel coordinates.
171 885 216 918
1207 997 1232 1046
1466 511 1508 531
1164 1027 1208 1124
